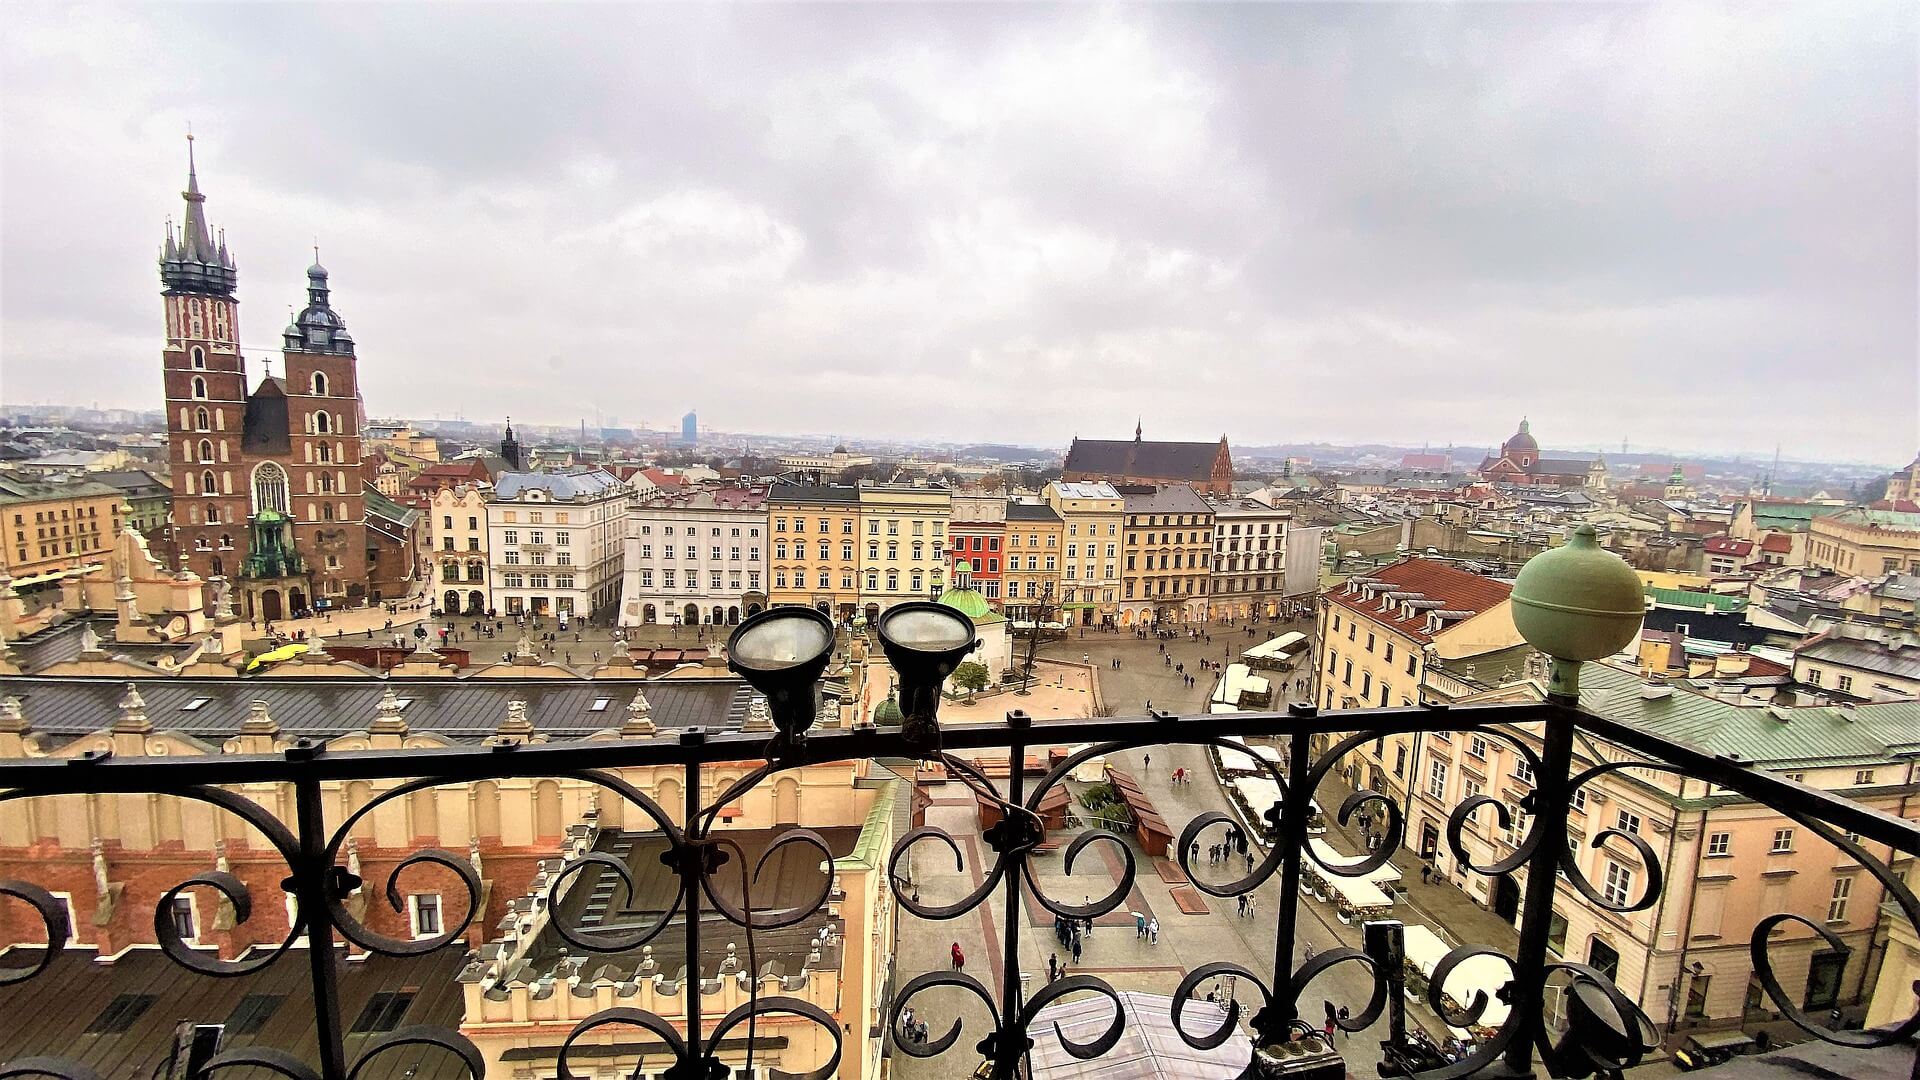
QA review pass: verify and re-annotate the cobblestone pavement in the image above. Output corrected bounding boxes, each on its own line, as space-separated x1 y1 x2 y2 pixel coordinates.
889 618 1456 1077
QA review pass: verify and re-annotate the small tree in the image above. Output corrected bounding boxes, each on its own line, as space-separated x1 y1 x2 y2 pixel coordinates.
952 661 990 700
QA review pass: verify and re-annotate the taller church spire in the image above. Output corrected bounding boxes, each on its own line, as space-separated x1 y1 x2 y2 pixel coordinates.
159 133 238 297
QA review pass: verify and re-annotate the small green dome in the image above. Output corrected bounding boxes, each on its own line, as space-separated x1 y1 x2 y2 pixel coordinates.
937 587 993 620
873 695 904 724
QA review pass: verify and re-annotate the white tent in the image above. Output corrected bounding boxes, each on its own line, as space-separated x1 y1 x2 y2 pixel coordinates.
1308 838 1401 884
1401 923 1512 1029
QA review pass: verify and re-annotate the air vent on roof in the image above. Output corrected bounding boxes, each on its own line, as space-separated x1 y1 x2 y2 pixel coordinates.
1640 683 1672 701
181 698 211 712
1766 705 1792 722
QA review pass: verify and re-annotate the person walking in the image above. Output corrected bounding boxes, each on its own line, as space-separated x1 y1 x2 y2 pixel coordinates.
1143 752 1151 771
1237 893 1248 917
1135 912 1147 938
1147 917 1159 945
1048 953 1059 982
1070 934 1083 964
951 942 965 971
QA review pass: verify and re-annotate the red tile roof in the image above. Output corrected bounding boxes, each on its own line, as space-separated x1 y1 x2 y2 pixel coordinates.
1326 558 1512 643
1703 537 1754 556
1760 533 1793 553
643 468 690 490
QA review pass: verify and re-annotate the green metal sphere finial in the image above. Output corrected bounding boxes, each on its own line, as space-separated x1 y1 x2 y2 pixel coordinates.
1510 524 1645 703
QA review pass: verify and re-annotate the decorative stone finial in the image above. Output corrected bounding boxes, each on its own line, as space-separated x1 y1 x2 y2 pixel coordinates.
497 698 535 738
114 682 152 734
0 695 27 735
78 622 105 658
742 694 774 733
304 633 331 660
369 687 409 735
620 687 656 737
241 698 279 735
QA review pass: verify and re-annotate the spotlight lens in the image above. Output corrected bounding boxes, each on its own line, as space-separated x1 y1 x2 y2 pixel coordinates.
732 613 833 670
880 607 972 650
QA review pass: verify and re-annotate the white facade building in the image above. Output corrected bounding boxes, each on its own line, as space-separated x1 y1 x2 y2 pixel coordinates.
617 485 771 627
1207 497 1293 619
485 470 628 622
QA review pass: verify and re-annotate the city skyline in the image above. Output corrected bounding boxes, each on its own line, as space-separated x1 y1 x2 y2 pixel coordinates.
1 4 1914 462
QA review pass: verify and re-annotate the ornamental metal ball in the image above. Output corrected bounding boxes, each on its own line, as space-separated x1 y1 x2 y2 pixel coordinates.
1510 524 1644 701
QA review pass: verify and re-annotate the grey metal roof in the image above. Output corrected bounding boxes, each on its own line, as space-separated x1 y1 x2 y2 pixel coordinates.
1121 484 1213 516
766 483 862 504
494 469 624 500
1006 502 1062 522
2 675 752 742
1796 638 1920 681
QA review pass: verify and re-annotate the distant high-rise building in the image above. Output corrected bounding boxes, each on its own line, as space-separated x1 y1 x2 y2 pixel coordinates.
681 410 698 445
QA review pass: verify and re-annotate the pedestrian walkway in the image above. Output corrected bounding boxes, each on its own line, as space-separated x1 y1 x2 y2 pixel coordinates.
1315 773 1523 955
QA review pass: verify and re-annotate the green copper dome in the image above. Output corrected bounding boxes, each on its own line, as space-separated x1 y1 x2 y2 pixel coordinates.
873 695 904 724
937 587 992 619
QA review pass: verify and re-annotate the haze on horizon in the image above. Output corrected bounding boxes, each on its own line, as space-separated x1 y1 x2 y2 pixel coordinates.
1 4 1914 465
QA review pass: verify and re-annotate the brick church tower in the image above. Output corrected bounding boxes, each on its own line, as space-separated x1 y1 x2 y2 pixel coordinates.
160 135 248 585
159 140 373 621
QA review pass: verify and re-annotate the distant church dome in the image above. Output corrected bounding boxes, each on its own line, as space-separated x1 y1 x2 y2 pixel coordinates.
1505 419 1539 454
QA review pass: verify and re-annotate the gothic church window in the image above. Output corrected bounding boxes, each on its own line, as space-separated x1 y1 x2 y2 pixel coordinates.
252 462 290 515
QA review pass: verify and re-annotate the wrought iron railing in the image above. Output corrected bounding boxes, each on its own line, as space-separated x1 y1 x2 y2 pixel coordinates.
0 699 1916 1079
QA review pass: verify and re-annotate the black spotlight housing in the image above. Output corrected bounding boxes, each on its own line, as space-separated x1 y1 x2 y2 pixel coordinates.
875 601 978 752
726 606 836 749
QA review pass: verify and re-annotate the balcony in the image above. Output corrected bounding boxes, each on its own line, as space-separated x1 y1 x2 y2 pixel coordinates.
0 694 1913 1079
1 536 1915 1078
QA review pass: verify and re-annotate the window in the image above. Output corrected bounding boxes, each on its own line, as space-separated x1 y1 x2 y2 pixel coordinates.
1685 973 1711 1020
1427 759 1448 799
1771 828 1794 853
1854 769 1875 785
1384 642 1394 663
86 993 158 1034
190 375 208 399
350 991 415 1034
1706 831 1730 856
1406 654 1416 676
170 895 198 941
190 345 206 368
251 462 289 514
410 894 442 938
1468 735 1488 759
1602 861 1634 906
1513 757 1535 784
1827 876 1852 923
1838 675 1854 693
1614 810 1641 835
311 371 328 395
225 994 285 1035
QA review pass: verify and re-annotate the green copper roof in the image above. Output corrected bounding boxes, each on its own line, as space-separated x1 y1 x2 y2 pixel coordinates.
1577 662 1920 768
834 779 900 872
938 586 1006 624
873 695 904 723
1645 586 1746 613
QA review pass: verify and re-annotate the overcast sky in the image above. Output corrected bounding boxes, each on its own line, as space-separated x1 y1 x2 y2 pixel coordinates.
1 4 1914 464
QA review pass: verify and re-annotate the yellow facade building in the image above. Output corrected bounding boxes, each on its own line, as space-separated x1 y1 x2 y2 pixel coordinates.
1004 502 1065 622
768 485 862 618
0 477 127 585
1044 481 1124 626
1119 485 1214 625
855 483 950 618
1808 507 1920 577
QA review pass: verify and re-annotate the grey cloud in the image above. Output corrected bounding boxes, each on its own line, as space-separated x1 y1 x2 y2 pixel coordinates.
0 2 1913 461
